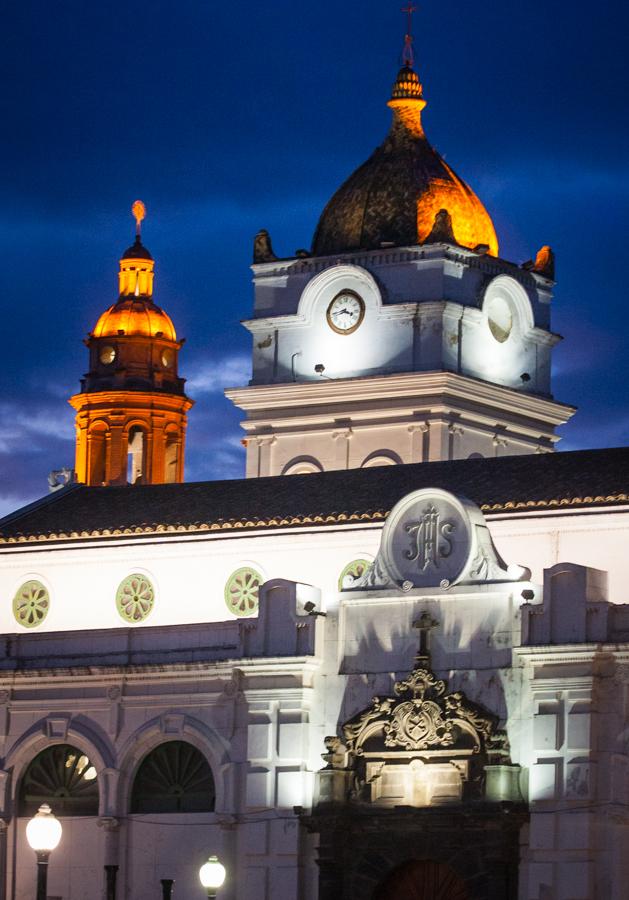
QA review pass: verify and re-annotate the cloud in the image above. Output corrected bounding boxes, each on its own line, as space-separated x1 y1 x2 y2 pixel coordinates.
186 354 251 395
0 401 74 456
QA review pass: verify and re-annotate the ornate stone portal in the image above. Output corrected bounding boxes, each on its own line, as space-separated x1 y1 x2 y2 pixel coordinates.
344 488 530 591
317 617 513 809
307 618 526 900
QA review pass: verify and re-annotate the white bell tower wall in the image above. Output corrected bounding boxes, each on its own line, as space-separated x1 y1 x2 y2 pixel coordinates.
226 246 574 477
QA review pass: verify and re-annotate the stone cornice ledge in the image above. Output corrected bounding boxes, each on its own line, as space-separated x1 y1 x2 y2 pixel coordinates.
226 371 575 426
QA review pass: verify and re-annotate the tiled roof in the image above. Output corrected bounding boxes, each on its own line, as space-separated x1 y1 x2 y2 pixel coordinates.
1 447 628 544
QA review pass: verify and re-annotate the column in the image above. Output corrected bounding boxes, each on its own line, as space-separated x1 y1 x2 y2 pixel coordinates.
427 419 450 462
257 436 276 477
408 422 429 463
98 817 121 900
448 423 464 460
332 427 352 470
493 433 508 458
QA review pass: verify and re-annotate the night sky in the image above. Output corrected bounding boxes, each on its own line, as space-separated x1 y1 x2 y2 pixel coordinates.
1 1 628 516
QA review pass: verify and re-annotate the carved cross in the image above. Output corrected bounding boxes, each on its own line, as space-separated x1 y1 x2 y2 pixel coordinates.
413 610 439 665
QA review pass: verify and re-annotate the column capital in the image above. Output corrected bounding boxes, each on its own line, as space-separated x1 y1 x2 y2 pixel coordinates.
408 422 429 434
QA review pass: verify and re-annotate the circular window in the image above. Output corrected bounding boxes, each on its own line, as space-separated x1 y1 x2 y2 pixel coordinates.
161 348 174 368
116 574 155 624
487 296 513 343
224 567 262 617
338 559 371 590
13 580 50 628
99 344 116 365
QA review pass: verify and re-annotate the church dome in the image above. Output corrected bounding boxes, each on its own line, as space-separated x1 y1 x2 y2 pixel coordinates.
121 236 154 261
92 297 177 341
312 66 499 258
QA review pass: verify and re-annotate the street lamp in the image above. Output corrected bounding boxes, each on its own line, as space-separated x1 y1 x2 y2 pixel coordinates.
199 855 226 898
26 804 62 900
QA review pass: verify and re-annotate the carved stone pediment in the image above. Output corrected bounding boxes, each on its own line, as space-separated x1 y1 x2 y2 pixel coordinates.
343 488 530 591
342 667 496 759
319 659 510 808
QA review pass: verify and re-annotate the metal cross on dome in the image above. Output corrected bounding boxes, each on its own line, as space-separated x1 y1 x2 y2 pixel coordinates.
401 2 417 68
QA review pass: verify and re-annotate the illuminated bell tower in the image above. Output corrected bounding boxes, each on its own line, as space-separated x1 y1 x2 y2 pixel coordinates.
226 14 575 477
70 202 193 486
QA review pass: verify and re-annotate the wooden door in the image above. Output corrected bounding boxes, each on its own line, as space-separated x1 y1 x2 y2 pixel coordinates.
373 860 470 900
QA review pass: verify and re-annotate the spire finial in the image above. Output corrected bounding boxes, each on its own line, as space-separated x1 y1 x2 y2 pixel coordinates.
132 200 146 239
401 2 417 68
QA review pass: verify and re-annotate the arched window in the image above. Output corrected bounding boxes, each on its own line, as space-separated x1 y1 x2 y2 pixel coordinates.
467 452 484 460
127 426 146 484
361 450 402 468
19 744 99 817
282 456 323 475
130 741 216 814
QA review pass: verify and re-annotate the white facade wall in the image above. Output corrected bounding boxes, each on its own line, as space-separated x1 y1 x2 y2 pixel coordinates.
2 507 629 637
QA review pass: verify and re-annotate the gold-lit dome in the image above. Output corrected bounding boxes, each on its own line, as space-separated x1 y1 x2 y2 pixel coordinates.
312 66 499 257
92 297 177 341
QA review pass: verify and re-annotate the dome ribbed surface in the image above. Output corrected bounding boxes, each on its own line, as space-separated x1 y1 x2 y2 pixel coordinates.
312 69 498 257
93 297 177 341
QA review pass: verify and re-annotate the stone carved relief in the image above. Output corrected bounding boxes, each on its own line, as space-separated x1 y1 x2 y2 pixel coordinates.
319 652 510 808
344 488 530 591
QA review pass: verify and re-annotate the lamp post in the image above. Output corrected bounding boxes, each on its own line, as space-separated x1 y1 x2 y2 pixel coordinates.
26 804 62 900
199 856 226 899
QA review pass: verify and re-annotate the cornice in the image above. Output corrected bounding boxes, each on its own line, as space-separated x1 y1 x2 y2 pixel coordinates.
226 371 575 426
250 244 541 289
1 493 627 547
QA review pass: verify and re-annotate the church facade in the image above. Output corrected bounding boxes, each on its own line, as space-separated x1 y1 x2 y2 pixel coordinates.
0 30 628 900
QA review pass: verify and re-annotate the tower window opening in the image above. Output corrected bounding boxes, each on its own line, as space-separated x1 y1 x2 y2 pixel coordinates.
127 427 145 484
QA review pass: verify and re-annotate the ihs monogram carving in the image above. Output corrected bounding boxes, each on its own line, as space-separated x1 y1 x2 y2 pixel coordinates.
345 487 530 590
404 505 455 572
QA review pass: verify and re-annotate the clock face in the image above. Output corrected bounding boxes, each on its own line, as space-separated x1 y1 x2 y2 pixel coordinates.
161 348 174 368
99 345 116 365
326 291 365 335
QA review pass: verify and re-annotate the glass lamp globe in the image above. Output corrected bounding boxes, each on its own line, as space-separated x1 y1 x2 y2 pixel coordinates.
199 855 226 890
26 804 62 853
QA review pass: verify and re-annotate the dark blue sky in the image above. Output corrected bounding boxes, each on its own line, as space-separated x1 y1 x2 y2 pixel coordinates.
1 1 628 514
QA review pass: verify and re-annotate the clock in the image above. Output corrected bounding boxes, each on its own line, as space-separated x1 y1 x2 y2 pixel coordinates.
326 291 365 335
99 345 116 365
161 348 174 368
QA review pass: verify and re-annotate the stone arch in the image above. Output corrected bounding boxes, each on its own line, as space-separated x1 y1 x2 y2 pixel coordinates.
361 449 402 468
296 263 383 324
4 717 115 818
124 420 149 484
282 455 324 475
116 714 230 817
373 859 470 900
482 275 534 339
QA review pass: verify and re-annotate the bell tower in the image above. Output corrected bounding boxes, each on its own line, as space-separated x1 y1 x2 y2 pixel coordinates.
70 203 193 486
226 20 574 478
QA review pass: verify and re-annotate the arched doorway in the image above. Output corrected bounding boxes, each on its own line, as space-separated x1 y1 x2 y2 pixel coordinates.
373 860 470 900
